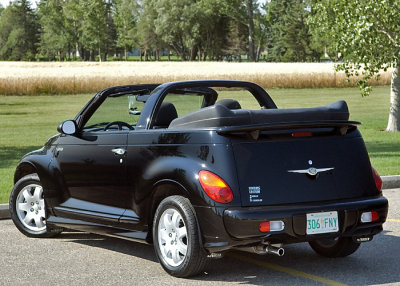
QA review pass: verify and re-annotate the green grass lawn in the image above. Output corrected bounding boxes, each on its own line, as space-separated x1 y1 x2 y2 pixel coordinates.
0 86 399 203
0 94 93 202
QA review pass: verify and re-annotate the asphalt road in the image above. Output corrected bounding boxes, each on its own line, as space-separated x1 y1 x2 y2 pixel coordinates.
0 189 399 286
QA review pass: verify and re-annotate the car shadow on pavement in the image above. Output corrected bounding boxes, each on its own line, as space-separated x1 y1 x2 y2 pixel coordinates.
56 230 400 285
196 231 400 286
58 231 158 263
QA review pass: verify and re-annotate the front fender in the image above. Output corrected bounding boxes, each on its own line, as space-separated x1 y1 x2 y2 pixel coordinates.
14 143 66 210
15 148 50 184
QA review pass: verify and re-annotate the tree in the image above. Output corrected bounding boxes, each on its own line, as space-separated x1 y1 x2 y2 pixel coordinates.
267 0 317 62
223 0 259 61
38 0 72 61
195 0 229 61
138 0 165 61
253 4 269 61
63 0 85 60
154 0 201 61
80 0 112 61
224 19 247 61
0 0 39 60
310 0 400 132
114 0 139 60
308 2 335 61
245 0 256 61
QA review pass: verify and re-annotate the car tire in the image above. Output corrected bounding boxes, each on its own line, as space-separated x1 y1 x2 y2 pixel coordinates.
153 195 208 277
309 237 360 257
9 173 62 238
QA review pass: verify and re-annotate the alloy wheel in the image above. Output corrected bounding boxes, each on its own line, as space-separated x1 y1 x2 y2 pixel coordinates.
157 208 188 267
15 184 46 232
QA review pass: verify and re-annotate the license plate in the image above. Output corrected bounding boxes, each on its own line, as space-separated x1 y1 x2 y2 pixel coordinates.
306 211 339 234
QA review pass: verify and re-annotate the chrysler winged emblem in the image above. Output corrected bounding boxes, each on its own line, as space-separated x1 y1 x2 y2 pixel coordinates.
288 167 334 176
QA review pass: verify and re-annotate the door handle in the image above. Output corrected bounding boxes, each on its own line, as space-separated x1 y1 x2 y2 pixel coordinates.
111 148 126 155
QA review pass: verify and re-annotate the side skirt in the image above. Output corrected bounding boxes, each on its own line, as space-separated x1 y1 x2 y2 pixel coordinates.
47 216 150 244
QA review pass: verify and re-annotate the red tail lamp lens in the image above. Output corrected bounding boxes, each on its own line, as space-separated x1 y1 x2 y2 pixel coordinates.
259 222 270 232
361 211 379 223
259 221 285 232
372 167 382 191
371 211 379 221
198 170 233 203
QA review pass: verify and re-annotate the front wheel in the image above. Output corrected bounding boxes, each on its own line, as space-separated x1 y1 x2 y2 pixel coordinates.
153 195 207 277
9 173 62 238
309 237 360 257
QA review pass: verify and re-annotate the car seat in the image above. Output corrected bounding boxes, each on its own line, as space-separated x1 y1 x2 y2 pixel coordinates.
153 101 178 128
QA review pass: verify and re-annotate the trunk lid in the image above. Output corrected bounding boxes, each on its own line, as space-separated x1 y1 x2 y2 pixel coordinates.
232 131 377 207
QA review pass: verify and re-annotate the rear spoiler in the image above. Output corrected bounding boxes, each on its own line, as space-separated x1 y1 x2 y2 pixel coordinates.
216 120 361 139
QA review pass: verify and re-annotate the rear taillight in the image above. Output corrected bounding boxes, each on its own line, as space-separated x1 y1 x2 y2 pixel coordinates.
259 221 285 232
361 211 379 223
198 170 233 203
372 167 382 191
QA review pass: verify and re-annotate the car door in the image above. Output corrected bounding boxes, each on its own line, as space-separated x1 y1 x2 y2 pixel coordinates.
54 95 134 223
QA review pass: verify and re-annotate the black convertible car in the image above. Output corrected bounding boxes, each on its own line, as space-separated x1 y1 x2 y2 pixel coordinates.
10 80 388 277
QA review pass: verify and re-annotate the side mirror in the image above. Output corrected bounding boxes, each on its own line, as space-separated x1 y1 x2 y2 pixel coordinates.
57 120 77 135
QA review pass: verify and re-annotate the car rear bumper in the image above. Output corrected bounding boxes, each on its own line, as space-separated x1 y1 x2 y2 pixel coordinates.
196 196 388 253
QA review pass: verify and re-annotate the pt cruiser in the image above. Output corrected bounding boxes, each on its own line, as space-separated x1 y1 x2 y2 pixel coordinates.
10 81 388 277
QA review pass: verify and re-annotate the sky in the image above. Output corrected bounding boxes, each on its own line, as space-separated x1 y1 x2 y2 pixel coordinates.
1 0 37 8
0 0 9 7
1 0 36 8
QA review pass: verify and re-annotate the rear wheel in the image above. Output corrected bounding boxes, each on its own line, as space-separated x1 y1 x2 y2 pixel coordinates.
9 173 62 238
309 237 360 257
153 195 207 277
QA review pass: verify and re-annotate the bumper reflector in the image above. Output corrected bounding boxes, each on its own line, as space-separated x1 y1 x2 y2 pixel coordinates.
259 221 285 232
361 211 379 223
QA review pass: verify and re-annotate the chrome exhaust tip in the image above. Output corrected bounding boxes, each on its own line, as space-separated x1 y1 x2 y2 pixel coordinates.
264 245 285 256
238 244 285 256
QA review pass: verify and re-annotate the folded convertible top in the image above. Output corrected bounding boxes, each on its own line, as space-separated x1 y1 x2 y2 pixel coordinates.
169 100 352 129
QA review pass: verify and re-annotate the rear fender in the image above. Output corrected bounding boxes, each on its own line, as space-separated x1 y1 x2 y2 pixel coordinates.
135 157 210 229
141 156 216 207
137 155 239 238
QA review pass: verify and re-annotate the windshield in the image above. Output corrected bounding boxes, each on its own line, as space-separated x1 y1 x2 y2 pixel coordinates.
83 94 145 132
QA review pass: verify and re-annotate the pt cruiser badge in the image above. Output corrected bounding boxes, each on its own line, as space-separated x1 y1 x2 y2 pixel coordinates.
288 167 335 176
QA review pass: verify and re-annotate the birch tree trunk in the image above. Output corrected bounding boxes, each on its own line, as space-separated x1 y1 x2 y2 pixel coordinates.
386 66 400 132
246 0 256 62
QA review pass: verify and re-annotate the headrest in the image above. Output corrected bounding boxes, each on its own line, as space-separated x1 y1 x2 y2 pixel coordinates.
216 99 242 110
154 101 178 127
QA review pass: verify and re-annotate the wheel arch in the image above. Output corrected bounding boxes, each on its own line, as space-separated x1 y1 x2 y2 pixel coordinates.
146 179 191 243
14 155 66 208
14 162 37 184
